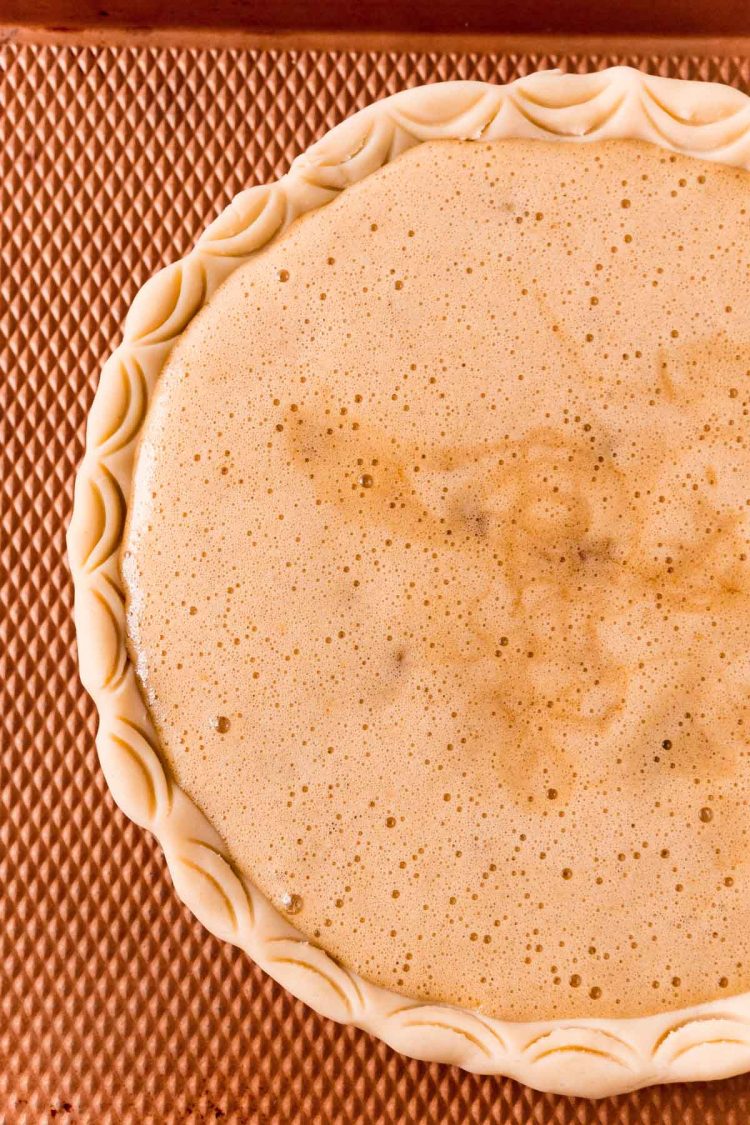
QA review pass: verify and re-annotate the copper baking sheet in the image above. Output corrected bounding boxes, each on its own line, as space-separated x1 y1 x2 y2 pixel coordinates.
3 35 750 1124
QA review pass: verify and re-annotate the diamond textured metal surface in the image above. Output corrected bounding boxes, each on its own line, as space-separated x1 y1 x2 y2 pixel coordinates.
2 40 750 1124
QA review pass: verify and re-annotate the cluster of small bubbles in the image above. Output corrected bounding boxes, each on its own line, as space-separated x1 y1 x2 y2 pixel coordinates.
125 136 750 1021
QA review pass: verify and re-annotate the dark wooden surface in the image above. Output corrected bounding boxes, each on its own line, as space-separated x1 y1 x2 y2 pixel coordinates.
2 0 750 36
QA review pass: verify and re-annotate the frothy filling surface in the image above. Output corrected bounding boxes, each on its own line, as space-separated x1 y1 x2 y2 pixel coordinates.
124 139 750 1019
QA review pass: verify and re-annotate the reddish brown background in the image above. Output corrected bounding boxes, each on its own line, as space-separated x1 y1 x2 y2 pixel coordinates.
3 0 750 37
3 15 750 1125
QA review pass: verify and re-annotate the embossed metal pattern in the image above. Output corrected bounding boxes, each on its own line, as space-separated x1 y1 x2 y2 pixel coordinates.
4 40 750 1122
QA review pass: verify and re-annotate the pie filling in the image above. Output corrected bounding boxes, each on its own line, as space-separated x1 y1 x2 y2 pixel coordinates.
124 139 750 1020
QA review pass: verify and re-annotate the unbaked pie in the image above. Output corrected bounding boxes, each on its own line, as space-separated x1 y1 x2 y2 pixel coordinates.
69 67 750 1096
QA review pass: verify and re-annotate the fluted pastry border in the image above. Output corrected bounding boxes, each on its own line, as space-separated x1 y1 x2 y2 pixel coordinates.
68 67 750 1098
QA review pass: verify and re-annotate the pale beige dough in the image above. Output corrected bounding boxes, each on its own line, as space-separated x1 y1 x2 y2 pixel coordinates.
124 138 750 1020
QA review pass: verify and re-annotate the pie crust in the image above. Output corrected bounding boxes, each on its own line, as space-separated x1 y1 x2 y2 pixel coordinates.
68 66 750 1097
